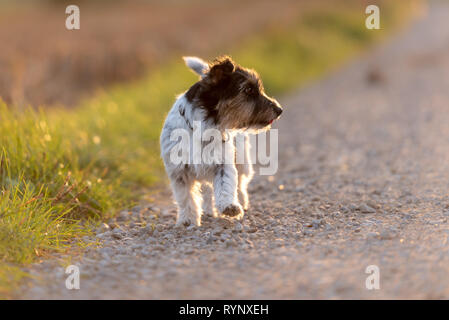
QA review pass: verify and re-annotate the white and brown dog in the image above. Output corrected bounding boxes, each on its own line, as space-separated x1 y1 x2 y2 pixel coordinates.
160 56 282 226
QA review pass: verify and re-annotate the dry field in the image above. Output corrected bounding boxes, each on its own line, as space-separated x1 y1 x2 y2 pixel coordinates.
0 0 310 107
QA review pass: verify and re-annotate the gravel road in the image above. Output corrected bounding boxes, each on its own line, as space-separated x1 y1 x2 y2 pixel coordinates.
20 2 449 299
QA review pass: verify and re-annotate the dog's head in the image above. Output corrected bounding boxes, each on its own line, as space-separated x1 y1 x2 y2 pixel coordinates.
184 56 283 131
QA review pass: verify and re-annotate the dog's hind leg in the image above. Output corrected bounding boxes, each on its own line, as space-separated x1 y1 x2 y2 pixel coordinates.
201 182 218 218
171 176 203 227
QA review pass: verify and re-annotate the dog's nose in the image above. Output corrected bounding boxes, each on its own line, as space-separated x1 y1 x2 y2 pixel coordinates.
273 105 283 117
268 98 283 117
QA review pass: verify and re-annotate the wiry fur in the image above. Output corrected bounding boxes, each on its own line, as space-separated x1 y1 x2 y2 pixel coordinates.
160 56 282 226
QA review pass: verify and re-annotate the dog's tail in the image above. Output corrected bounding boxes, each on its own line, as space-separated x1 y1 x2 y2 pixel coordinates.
183 56 209 78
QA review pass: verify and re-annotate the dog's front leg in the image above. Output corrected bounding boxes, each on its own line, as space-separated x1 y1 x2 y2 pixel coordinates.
213 164 244 219
235 133 254 211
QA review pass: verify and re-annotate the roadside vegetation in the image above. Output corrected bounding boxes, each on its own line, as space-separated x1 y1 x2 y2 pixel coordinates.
0 0 421 297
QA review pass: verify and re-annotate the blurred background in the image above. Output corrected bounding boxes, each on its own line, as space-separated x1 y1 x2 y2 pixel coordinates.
0 0 425 298
0 0 419 108
0 0 309 107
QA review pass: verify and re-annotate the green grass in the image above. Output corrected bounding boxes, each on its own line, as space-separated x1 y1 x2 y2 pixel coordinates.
0 1 416 297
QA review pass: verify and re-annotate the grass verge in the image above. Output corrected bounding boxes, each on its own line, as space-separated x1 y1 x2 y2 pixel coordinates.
0 1 420 297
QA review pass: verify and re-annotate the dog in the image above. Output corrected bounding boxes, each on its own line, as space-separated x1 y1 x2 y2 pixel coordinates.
160 56 282 226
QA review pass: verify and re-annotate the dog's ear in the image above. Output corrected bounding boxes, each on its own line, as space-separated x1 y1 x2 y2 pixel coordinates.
183 56 209 78
207 56 235 85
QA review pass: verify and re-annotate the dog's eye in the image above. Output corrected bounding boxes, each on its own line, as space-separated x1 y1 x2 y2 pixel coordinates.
244 86 253 95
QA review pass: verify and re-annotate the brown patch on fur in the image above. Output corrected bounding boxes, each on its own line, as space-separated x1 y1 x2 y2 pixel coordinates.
185 55 283 130
222 204 243 217
216 90 255 129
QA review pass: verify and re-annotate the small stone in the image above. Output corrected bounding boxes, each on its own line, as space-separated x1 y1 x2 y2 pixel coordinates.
312 219 323 228
225 239 237 247
311 212 324 218
145 237 157 244
140 225 153 235
96 223 110 235
220 233 229 241
303 229 314 236
161 209 172 217
152 245 165 251
245 239 254 248
117 211 130 221
99 247 113 255
132 205 143 213
112 228 124 239
379 229 397 240
366 200 378 208
163 233 174 240
206 235 216 244
359 204 376 214
96 232 106 239
247 227 257 233
274 239 285 247
233 222 243 232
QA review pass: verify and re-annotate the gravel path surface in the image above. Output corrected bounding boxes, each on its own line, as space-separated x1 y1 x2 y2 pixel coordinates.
21 2 449 299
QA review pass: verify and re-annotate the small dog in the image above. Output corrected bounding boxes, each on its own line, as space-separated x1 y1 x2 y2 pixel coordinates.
160 56 282 226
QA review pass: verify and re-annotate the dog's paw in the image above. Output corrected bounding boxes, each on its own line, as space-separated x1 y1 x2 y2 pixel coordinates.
204 207 219 218
221 204 244 217
175 214 201 227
